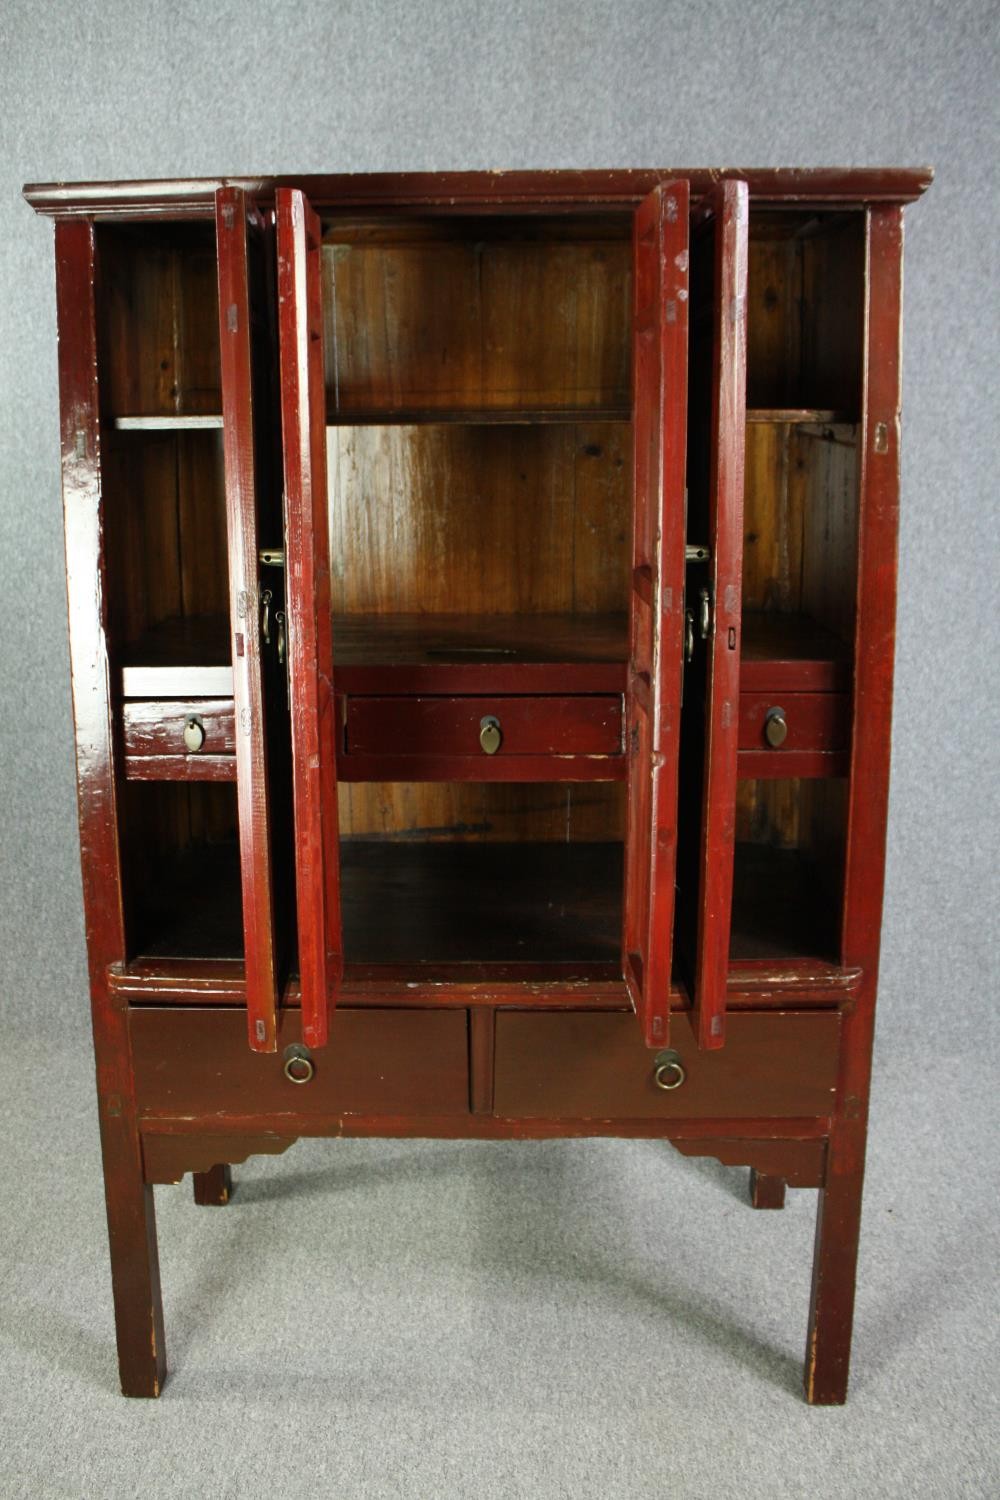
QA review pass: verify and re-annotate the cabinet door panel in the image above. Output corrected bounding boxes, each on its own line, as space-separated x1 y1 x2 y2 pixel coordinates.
677 180 750 1049
276 188 344 1049
216 187 285 1052
622 181 690 1048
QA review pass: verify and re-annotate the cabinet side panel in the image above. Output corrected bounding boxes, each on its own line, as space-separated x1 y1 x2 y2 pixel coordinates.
55 218 166 1393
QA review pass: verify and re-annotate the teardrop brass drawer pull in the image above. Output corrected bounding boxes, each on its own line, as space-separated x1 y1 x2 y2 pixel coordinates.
479 715 502 754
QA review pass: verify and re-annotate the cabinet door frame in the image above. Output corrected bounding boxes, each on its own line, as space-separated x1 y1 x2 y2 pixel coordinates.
622 179 690 1049
216 186 282 1053
275 187 344 1049
686 178 750 1050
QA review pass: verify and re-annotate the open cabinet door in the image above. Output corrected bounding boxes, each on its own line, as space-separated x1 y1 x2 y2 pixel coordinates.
276 188 343 1049
676 179 749 1050
216 186 290 1053
622 180 690 1049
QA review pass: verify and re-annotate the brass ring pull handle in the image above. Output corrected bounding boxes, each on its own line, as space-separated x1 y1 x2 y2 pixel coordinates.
282 1044 315 1085
653 1049 686 1091
479 715 502 755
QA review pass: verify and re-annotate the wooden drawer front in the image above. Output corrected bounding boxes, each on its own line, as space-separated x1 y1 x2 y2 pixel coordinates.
493 1010 840 1120
345 694 623 758
738 692 847 754
131 1007 470 1118
123 699 236 780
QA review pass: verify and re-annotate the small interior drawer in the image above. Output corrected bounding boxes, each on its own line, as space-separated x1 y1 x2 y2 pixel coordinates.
131 1006 470 1119
344 694 623 758
738 692 848 753
123 699 236 769
493 1010 840 1120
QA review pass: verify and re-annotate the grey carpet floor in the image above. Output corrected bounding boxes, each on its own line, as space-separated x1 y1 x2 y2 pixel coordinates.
0 1010 995 1500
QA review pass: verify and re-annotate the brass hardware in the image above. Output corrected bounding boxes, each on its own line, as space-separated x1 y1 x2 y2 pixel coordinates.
260 588 273 645
283 1044 314 1085
764 707 788 748
182 716 205 753
259 548 285 568
479 715 502 755
698 586 712 640
276 610 287 666
684 609 695 664
685 544 710 563
653 1049 686 1091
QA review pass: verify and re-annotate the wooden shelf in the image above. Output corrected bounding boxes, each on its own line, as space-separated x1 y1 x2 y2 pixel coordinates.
112 414 223 431
325 407 631 426
740 611 850 693
129 834 840 969
120 610 850 698
746 408 856 425
729 844 840 963
109 411 632 431
121 614 230 698
121 612 630 698
131 838 624 966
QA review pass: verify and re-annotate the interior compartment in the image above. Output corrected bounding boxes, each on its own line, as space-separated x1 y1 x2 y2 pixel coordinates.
746 210 865 415
730 778 847 961
742 417 859 660
102 427 231 689
97 221 221 420
321 214 632 419
327 420 631 623
338 781 624 964
120 781 243 960
740 209 864 675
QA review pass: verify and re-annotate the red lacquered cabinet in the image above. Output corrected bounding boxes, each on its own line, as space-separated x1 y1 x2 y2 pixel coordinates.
25 166 931 1402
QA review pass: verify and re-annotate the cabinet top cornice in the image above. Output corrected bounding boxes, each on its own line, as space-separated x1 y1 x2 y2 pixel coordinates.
23 167 932 219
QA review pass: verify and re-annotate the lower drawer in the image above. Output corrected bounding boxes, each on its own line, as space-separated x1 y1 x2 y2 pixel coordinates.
344 693 623 759
130 1007 470 1118
738 692 848 754
493 1010 840 1119
123 699 236 781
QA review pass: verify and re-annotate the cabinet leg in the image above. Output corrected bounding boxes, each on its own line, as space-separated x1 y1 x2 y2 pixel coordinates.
192 1163 233 1206
804 1131 865 1405
749 1169 786 1209
101 1127 167 1398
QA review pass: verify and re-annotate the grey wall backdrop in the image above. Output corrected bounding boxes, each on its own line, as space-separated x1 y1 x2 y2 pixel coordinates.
1 3 997 1498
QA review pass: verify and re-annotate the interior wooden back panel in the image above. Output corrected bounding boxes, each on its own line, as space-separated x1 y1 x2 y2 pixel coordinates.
321 216 631 414
119 781 239 957
97 224 221 417
103 430 229 653
327 422 630 615
746 212 864 413
742 421 858 636
338 782 625 842
799 425 859 642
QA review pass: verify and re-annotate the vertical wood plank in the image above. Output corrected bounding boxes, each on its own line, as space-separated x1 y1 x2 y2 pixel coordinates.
277 187 344 1049
691 180 749 1050
623 180 689 1048
469 1007 496 1114
216 187 279 1053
